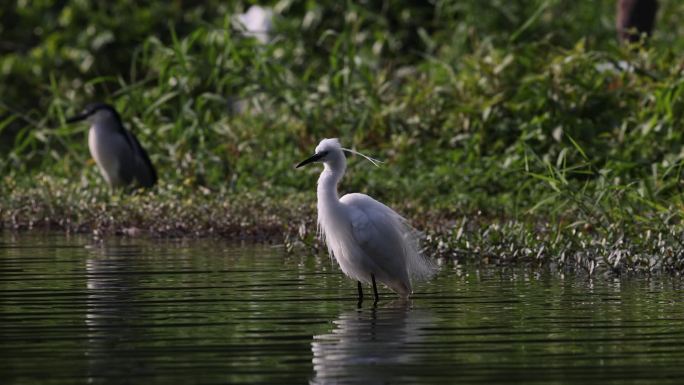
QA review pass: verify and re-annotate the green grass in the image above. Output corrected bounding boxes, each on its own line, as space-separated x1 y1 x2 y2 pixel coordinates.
3 1 684 274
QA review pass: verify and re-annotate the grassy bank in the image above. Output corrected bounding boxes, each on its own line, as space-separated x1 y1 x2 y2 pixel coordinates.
3 1 684 274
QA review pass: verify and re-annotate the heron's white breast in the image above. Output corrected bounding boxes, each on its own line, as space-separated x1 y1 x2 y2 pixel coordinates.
88 123 130 187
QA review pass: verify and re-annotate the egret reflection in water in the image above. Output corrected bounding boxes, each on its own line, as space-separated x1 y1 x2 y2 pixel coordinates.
311 302 436 384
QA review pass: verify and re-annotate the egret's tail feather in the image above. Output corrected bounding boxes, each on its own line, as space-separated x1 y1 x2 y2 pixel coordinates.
402 226 438 283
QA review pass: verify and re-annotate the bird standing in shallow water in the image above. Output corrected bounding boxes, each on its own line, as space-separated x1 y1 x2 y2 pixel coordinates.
67 103 157 189
296 138 435 305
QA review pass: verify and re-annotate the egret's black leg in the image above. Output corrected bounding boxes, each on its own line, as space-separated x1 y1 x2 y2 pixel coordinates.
371 273 379 304
357 281 364 307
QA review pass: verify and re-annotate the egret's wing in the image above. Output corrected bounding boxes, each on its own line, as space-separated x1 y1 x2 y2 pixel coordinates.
346 203 374 246
343 194 405 253
341 194 410 286
341 193 436 285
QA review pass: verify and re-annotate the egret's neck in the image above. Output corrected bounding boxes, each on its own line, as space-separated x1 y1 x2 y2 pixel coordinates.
317 163 345 207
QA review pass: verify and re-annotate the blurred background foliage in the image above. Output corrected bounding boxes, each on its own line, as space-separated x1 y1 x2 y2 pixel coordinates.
2 0 684 227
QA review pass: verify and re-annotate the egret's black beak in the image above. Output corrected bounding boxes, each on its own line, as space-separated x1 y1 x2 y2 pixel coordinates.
296 151 327 168
66 112 88 124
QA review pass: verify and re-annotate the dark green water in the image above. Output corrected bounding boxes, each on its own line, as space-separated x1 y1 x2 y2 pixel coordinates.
1 233 684 385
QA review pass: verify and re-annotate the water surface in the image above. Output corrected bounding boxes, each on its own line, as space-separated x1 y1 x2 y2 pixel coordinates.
1 233 683 384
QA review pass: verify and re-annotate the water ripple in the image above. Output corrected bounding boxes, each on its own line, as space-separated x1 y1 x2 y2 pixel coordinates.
1 233 684 384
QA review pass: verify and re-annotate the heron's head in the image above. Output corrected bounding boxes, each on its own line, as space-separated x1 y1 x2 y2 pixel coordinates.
296 138 345 169
66 103 122 126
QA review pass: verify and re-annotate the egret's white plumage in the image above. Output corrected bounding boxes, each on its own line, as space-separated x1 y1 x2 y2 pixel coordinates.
297 138 435 300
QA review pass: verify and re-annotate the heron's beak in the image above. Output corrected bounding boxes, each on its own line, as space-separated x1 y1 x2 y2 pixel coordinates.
296 152 326 168
66 112 88 124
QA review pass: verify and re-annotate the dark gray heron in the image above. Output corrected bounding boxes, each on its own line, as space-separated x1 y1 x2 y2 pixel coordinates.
67 103 157 189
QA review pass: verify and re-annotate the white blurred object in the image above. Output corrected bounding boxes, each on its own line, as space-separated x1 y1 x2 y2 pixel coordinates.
594 60 634 74
236 5 273 44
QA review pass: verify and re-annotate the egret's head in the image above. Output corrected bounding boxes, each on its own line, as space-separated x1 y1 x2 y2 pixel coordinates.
66 103 122 126
296 138 344 168
295 138 382 169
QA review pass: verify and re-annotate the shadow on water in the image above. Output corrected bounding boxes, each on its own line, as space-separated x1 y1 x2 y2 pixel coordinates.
311 301 435 384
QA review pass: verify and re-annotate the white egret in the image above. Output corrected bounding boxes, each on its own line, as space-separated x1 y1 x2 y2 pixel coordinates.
296 138 435 304
67 103 157 189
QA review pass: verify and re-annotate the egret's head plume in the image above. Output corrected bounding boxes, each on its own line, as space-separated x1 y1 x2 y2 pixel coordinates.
316 138 383 167
340 147 383 167
296 138 383 169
